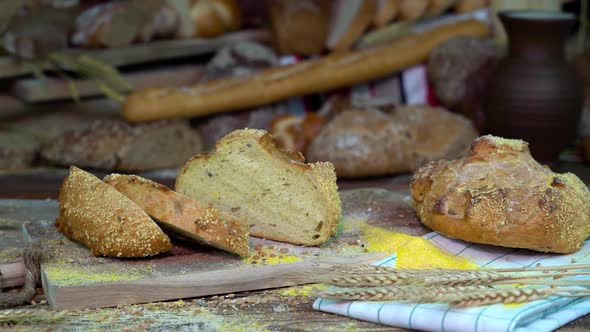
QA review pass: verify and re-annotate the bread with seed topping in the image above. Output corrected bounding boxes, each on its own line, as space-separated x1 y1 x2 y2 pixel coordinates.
175 129 341 246
104 174 250 257
411 135 590 253
55 166 172 257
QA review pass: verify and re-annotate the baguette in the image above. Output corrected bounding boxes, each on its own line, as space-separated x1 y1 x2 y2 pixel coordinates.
55 166 172 257
104 174 249 257
122 19 489 122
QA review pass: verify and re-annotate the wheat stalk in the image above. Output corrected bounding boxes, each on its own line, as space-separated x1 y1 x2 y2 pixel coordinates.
450 288 590 308
319 285 489 302
0 308 66 323
319 285 590 307
320 263 590 307
323 270 590 288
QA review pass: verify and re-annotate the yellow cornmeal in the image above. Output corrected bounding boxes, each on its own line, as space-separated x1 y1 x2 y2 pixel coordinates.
277 284 327 297
243 254 302 265
361 225 478 270
44 263 148 286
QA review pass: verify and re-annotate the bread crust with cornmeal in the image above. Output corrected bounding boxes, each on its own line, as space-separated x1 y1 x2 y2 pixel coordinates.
104 174 250 257
55 166 172 257
411 135 590 253
175 128 341 246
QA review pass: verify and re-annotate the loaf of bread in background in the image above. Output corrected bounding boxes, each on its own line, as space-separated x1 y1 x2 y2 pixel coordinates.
270 113 325 153
454 0 488 13
326 0 376 52
71 1 179 48
176 129 341 246
104 174 250 257
189 0 242 38
398 0 428 21
41 120 202 171
307 105 478 178
372 0 399 28
411 135 590 254
56 166 172 257
266 0 330 55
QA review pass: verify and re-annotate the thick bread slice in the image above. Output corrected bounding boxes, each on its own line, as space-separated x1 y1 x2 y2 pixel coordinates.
104 174 250 257
55 166 172 257
175 129 341 246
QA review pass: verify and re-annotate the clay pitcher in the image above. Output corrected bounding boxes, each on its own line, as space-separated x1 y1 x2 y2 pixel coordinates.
484 11 583 162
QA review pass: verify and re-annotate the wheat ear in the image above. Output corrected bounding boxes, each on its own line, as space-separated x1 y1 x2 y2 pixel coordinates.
318 285 489 302
0 309 66 323
449 287 590 308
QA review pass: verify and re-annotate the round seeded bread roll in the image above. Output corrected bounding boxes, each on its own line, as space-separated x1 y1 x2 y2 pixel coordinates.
411 135 590 254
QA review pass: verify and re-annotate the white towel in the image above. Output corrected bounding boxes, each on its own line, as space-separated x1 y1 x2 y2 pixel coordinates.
314 233 590 332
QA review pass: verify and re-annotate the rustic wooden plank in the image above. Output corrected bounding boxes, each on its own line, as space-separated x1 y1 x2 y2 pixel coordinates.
0 29 270 79
10 187 427 310
12 65 204 103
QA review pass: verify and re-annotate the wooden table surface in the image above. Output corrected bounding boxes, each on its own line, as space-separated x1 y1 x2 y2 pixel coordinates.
1 164 589 331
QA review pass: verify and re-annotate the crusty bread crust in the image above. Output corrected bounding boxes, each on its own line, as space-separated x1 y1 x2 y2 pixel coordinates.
411 135 590 254
176 128 341 246
55 166 172 257
307 106 478 177
104 174 250 257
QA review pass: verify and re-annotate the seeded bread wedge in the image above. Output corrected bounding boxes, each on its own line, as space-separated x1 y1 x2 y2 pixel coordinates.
55 166 172 257
104 174 250 257
175 129 341 246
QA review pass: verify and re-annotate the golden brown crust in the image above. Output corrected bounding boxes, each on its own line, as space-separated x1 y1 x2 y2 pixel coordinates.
104 174 250 257
411 135 590 254
55 166 172 257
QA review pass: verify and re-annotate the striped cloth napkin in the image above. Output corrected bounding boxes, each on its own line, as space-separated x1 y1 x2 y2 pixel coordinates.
314 233 590 332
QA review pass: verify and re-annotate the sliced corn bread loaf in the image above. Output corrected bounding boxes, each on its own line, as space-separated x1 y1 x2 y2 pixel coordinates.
175 129 341 246
55 166 172 257
104 174 250 257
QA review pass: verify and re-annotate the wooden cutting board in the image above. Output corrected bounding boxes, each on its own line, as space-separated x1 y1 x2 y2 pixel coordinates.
5 188 429 310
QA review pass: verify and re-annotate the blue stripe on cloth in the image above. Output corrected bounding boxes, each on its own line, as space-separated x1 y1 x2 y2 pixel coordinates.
425 233 439 240
474 305 492 332
377 303 386 324
455 243 473 256
408 304 421 330
441 307 454 332
506 297 563 332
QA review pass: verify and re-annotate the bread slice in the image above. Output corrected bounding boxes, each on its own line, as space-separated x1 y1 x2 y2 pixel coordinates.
104 174 250 257
55 166 172 257
175 129 341 246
